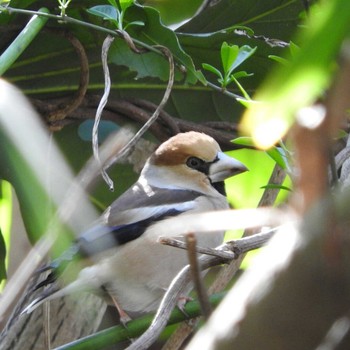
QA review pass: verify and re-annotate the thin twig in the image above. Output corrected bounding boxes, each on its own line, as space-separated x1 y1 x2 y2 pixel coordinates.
103 45 175 171
117 30 148 54
126 227 277 350
93 39 174 191
186 233 212 320
226 228 278 254
159 237 235 260
161 229 277 260
125 252 220 350
48 31 89 126
206 81 246 101
92 35 115 190
128 98 181 136
37 94 242 150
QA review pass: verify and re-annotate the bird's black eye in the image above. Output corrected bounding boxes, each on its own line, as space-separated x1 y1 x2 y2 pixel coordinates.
186 157 204 170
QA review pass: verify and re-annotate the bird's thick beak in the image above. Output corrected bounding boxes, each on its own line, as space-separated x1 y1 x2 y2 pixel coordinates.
209 152 248 183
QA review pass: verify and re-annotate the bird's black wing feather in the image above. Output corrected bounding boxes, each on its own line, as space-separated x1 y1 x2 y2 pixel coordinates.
33 208 184 290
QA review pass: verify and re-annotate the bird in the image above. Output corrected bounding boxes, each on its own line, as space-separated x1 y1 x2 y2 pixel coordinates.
22 131 247 319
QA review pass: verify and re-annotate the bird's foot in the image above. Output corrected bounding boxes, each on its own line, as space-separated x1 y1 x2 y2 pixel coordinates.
176 295 193 316
111 295 132 326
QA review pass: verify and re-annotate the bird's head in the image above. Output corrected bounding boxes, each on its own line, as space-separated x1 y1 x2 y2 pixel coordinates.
141 131 247 196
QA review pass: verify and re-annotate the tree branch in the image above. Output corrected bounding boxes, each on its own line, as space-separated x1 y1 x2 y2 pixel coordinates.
124 228 277 350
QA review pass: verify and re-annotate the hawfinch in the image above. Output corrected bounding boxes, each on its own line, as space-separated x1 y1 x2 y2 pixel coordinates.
22 131 247 316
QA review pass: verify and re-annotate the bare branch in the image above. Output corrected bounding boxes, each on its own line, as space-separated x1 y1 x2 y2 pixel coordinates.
186 233 212 320
126 227 278 350
159 237 235 260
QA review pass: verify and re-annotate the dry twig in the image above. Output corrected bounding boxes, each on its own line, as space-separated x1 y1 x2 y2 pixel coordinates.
186 233 212 319
126 227 277 350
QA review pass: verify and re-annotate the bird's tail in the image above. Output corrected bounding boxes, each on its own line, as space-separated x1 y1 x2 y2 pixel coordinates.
21 265 99 314
21 285 61 314
20 242 83 315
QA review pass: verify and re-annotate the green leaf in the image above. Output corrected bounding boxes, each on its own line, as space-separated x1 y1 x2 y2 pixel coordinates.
266 147 287 170
87 5 119 25
120 0 134 12
231 76 251 100
229 45 257 74
260 184 292 191
269 42 299 66
232 71 253 79
124 20 145 30
241 0 350 148
202 63 223 79
110 39 180 81
231 136 255 147
0 180 12 286
268 55 289 66
289 41 300 57
225 149 278 208
1 0 308 125
219 42 256 87
110 4 204 84
221 42 239 75
232 138 287 170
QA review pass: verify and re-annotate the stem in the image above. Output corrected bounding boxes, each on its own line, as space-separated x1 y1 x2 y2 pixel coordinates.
206 81 246 101
53 293 225 350
3 7 162 55
0 7 50 75
2 6 246 102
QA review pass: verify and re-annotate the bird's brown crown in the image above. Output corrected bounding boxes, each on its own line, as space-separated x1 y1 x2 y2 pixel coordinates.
152 132 220 167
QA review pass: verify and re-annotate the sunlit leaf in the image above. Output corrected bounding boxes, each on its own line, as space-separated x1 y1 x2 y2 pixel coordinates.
232 137 287 170
0 180 12 286
268 55 289 66
266 147 287 170
241 0 350 149
231 136 254 147
120 0 134 12
225 148 276 208
0 228 6 283
260 184 292 191
231 76 251 100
